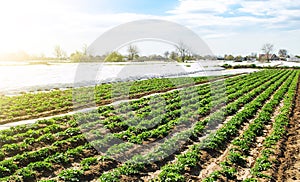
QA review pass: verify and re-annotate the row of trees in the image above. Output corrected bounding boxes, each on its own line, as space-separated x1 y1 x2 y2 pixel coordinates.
223 43 289 62
261 43 289 61
48 43 293 63
102 42 195 62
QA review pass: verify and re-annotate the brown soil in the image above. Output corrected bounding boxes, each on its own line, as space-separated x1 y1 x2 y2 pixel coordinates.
196 74 286 181
275 78 300 182
197 108 255 181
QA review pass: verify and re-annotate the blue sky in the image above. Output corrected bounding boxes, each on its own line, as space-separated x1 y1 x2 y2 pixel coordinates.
74 0 179 15
0 0 300 57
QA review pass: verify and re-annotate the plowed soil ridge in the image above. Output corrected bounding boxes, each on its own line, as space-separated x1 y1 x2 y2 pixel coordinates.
276 76 300 182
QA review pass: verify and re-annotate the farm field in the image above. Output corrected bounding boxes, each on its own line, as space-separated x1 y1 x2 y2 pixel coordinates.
0 75 227 125
0 69 299 181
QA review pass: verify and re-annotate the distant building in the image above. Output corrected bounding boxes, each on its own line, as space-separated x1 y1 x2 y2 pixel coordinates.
258 54 279 61
288 57 300 62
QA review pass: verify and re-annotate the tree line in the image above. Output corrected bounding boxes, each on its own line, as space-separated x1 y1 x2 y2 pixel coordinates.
223 43 290 62
2 42 296 62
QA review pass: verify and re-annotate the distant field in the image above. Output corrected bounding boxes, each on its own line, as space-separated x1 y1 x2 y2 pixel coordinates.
0 69 299 181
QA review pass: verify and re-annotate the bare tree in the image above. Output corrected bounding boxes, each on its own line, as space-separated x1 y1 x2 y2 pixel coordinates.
54 45 67 60
261 43 274 62
175 42 190 62
127 44 139 60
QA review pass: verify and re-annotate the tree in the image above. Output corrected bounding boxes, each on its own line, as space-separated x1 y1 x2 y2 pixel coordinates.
164 51 170 59
104 52 124 62
82 44 88 56
278 49 287 59
70 44 90 62
175 42 190 62
170 51 178 61
235 55 243 62
185 50 194 61
70 51 84 62
53 45 67 60
261 43 274 62
250 52 257 60
225 54 234 60
127 45 139 60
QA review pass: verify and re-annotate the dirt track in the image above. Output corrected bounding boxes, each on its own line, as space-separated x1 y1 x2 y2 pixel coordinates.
276 76 300 181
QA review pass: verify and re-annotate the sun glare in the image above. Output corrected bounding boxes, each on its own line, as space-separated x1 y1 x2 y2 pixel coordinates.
0 0 63 56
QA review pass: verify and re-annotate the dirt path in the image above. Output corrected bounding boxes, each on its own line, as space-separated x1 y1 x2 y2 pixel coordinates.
276 77 300 182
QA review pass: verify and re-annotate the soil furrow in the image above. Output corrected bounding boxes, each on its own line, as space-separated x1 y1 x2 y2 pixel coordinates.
276 75 300 182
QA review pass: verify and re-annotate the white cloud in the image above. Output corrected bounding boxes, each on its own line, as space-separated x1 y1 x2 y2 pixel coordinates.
239 0 300 16
0 0 299 56
206 29 300 56
167 0 240 14
163 0 300 55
